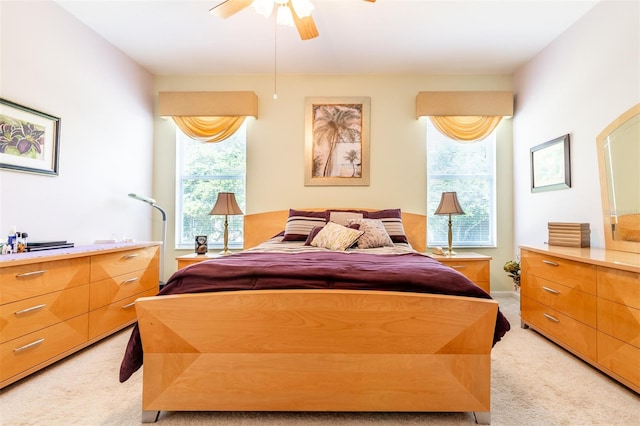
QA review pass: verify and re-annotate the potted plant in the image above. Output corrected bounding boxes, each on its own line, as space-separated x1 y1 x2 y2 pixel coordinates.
503 260 521 290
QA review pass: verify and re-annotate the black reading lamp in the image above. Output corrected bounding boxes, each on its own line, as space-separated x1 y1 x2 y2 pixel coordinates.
128 193 167 288
209 192 244 255
434 191 465 257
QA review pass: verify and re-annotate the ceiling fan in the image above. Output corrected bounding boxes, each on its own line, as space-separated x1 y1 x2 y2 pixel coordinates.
210 0 376 40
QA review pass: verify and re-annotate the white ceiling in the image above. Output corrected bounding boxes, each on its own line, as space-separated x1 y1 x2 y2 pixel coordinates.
55 0 600 76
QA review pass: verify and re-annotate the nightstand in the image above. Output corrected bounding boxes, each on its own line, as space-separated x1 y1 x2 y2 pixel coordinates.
176 253 221 269
430 252 492 293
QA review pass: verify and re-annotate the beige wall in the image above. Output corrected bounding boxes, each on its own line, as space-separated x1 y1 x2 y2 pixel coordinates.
154 74 516 291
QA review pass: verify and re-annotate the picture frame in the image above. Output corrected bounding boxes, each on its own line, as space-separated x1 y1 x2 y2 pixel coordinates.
0 98 61 176
304 97 370 186
530 134 571 193
195 235 208 254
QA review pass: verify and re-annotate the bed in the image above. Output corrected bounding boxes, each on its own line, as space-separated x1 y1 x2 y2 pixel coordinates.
121 209 510 424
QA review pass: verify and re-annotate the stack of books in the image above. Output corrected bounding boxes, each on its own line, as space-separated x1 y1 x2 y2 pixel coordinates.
548 222 590 247
26 241 74 252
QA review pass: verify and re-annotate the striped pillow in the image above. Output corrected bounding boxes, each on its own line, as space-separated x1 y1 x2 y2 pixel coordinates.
282 209 327 241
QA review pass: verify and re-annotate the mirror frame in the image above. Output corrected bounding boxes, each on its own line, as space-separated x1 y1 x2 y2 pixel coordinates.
596 103 640 254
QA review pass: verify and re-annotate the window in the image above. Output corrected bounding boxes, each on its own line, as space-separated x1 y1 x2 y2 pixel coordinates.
175 123 246 250
426 120 496 248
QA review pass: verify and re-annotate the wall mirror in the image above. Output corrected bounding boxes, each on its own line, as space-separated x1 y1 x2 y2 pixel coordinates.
596 103 640 254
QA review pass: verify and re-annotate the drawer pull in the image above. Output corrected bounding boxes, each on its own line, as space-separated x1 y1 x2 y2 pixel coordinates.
121 277 139 285
543 313 560 323
14 338 45 353
122 254 139 260
542 259 559 267
450 265 467 269
542 286 560 295
14 304 46 315
15 270 46 278
122 301 136 309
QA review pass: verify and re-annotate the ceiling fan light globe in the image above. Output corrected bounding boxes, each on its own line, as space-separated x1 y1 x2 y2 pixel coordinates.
253 0 274 18
291 0 314 18
276 4 294 26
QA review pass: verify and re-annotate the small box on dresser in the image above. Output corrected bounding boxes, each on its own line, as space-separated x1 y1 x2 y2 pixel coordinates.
547 222 590 247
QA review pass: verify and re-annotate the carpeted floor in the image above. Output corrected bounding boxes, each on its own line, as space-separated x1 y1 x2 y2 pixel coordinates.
0 294 638 425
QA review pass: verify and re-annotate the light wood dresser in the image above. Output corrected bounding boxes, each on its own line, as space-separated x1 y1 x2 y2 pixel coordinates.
431 252 491 293
0 242 160 389
520 244 639 393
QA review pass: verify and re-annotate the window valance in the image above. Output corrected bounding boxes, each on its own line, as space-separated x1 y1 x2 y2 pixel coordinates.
416 91 513 142
159 91 257 143
415 91 513 118
158 91 258 118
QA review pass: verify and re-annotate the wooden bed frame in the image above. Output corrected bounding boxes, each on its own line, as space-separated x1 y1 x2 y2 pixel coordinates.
135 210 498 424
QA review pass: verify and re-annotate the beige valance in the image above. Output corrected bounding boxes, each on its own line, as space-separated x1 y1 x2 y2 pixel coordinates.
158 91 258 118
416 91 513 119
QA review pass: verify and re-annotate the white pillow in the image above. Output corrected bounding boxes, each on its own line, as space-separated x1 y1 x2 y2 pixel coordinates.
311 221 364 251
349 218 395 249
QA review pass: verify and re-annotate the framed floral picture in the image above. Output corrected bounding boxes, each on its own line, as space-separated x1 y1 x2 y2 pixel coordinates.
304 97 370 186
0 98 61 176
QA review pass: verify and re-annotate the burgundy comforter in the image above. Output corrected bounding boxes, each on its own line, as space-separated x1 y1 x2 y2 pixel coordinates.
119 251 510 382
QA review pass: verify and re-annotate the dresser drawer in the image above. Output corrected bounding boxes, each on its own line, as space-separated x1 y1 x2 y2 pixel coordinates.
0 314 88 383
521 250 596 295
0 258 90 305
598 298 640 348
88 288 156 340
521 296 597 360
521 275 596 327
0 285 89 343
597 267 639 309
598 331 640 389
90 246 159 282
89 267 159 310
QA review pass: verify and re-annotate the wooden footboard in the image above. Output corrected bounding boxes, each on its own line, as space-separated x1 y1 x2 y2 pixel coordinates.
135 290 498 423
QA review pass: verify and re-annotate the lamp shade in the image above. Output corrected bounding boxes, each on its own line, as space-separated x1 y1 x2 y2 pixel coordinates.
434 192 465 216
209 192 243 216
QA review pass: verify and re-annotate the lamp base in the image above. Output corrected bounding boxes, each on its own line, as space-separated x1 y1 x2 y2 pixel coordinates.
219 249 233 255
444 249 457 257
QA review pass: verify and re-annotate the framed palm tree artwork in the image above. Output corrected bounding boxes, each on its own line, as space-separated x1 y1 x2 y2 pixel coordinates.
304 97 370 186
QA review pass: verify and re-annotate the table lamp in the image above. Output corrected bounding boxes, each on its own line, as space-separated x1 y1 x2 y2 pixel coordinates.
434 191 465 256
209 192 243 255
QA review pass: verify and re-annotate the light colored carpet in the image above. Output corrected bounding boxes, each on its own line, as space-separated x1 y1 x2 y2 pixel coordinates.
1 294 638 425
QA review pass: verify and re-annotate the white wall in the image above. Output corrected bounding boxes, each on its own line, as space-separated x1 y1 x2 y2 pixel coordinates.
0 1 155 245
513 0 640 251
154 74 516 288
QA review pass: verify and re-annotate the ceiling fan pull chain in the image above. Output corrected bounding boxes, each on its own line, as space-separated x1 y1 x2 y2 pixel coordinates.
273 15 278 100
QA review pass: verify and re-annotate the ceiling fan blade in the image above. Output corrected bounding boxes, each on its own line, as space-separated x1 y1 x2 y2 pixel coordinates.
209 0 253 19
288 2 319 40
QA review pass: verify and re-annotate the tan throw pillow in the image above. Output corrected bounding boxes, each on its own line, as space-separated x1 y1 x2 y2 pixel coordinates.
311 221 364 251
349 218 395 249
328 211 364 226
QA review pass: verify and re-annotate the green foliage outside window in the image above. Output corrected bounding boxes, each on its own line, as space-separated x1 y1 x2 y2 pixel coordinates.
427 122 496 247
176 126 246 249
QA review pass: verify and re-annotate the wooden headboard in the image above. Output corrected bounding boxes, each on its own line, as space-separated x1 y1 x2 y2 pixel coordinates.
244 209 426 252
